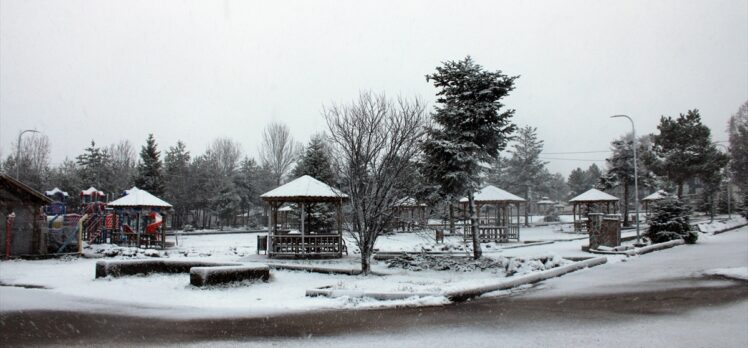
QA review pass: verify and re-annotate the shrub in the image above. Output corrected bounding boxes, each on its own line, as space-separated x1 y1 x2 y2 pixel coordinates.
647 196 696 244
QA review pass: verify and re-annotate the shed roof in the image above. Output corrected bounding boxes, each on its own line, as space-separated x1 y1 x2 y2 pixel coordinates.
569 188 619 203
0 174 52 205
108 187 172 208
459 185 526 204
261 175 348 202
642 190 668 202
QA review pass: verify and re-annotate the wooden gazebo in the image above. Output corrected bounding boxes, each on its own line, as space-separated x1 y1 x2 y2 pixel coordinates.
642 190 668 215
459 185 526 242
107 187 172 249
260 175 348 258
569 188 619 232
391 197 428 231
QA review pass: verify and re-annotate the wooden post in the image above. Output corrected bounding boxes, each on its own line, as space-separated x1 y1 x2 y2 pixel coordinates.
337 200 343 257
300 202 305 255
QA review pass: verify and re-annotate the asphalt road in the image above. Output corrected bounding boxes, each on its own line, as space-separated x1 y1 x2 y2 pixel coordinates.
2 278 747 347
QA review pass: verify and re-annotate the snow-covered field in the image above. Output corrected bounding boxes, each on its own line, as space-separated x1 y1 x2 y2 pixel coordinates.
1 217 745 319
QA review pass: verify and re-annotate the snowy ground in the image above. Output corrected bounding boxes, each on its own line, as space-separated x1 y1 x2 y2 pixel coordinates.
1 216 745 320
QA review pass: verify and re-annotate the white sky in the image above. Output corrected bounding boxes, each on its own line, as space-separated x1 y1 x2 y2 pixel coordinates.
1 0 746 176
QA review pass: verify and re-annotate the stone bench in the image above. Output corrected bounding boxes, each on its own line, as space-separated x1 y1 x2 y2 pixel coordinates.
190 264 270 287
95 260 241 278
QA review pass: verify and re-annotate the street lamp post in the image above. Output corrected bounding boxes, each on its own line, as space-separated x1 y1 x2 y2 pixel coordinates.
16 129 40 179
611 115 641 245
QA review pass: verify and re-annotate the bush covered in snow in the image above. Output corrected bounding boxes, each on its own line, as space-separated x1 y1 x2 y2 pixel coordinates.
647 197 698 244
386 254 569 276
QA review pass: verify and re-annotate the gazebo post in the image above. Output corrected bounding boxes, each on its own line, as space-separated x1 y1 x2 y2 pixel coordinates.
300 201 305 255
337 199 343 256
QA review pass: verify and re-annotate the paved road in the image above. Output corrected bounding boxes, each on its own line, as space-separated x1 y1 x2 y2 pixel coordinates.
2 229 747 347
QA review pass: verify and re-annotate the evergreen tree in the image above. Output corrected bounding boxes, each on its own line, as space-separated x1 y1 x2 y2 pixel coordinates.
292 134 334 184
585 163 602 189
647 195 697 244
598 133 656 226
728 101 748 217
421 56 518 259
648 109 722 197
164 141 191 228
567 167 587 198
504 126 547 226
134 134 164 196
76 140 112 191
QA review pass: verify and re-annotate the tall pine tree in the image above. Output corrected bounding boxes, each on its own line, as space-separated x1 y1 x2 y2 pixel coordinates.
421 56 518 259
504 126 547 226
135 134 164 196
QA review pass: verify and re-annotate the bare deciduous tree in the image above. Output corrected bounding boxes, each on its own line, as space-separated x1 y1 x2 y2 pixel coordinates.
4 133 51 190
325 91 426 274
259 122 299 186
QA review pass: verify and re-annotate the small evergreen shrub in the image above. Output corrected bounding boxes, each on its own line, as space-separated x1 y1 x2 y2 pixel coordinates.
647 196 697 244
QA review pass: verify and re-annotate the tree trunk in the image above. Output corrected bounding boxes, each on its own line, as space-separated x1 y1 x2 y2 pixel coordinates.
623 181 630 227
677 182 684 198
449 203 455 235
360 235 371 275
710 194 715 223
524 186 530 227
468 192 482 259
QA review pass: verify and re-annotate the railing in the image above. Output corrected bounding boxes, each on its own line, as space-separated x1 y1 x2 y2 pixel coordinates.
463 225 520 242
269 234 342 257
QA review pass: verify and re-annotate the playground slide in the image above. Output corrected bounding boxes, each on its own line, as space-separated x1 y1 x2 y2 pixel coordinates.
146 212 163 234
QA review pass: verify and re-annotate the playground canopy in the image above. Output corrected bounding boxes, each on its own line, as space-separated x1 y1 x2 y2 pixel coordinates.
108 187 172 208
45 187 69 198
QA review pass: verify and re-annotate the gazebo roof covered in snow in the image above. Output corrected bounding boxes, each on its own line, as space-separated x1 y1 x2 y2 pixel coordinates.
569 188 619 203
45 187 69 197
459 185 526 204
642 190 668 202
107 187 172 208
396 197 427 207
537 197 555 205
260 175 348 203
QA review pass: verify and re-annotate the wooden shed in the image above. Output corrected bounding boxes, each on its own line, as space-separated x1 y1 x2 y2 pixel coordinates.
1 174 52 258
260 175 348 258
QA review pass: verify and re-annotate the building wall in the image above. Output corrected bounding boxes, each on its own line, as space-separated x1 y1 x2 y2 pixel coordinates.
1 194 47 256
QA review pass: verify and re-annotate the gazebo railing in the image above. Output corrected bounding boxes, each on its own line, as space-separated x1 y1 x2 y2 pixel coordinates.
463 225 520 242
269 234 343 257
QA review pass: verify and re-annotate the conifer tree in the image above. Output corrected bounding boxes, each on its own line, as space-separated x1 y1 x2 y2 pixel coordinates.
422 56 518 259
135 134 164 196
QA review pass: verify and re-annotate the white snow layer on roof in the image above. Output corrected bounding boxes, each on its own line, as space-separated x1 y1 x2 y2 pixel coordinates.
569 188 619 202
642 190 668 201
108 187 172 208
459 185 526 203
45 187 69 197
260 175 348 199
81 186 104 196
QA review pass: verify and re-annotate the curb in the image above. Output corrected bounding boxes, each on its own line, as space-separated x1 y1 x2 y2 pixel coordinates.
712 223 748 235
267 263 362 275
306 256 608 301
588 239 684 256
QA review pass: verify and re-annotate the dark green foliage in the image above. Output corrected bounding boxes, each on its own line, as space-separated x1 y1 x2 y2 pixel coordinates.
649 109 726 198
292 134 334 184
647 196 697 244
421 56 518 259
76 140 112 190
134 134 164 196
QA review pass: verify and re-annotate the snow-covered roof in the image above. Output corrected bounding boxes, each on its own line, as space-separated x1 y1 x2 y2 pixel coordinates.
459 185 526 203
45 187 69 197
278 205 295 212
80 186 104 196
260 175 348 202
537 197 555 205
396 197 427 207
642 190 668 202
569 188 619 203
108 187 172 208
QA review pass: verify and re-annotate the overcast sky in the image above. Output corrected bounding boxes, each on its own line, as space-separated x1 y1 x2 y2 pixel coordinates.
1 0 746 176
